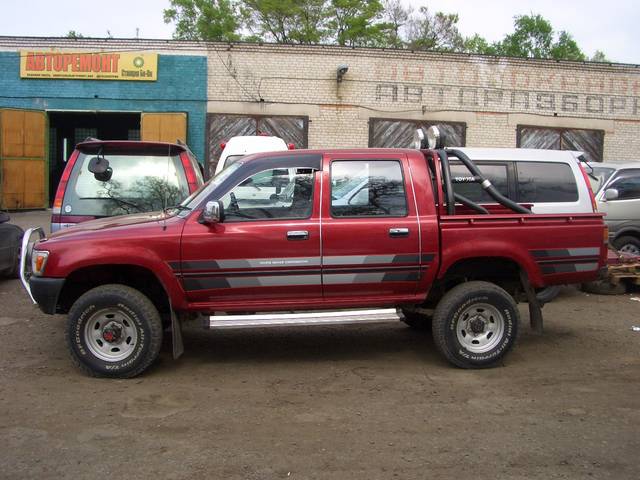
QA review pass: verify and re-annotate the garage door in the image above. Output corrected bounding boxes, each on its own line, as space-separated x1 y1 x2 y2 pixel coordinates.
0 109 47 209
141 112 187 144
369 119 466 148
207 114 308 174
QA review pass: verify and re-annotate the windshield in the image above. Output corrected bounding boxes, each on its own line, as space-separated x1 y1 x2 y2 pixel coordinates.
64 153 190 216
588 166 616 193
181 161 244 210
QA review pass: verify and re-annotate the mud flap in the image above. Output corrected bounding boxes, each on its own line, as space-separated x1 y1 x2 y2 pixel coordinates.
169 303 184 360
519 269 544 334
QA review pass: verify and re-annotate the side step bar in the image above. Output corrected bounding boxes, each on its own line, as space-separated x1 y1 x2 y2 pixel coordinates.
208 308 404 329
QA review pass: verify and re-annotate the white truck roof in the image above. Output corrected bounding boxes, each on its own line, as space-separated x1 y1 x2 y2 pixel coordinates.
452 147 584 163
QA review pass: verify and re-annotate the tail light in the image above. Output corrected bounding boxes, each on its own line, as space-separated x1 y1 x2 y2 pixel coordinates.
578 163 598 212
51 150 80 224
180 154 199 192
288 143 295 150
219 142 226 150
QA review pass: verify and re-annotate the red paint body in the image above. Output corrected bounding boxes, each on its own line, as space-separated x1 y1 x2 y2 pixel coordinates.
36 148 607 314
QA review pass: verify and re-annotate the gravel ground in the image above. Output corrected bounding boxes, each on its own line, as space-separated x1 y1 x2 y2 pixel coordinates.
1 211 639 479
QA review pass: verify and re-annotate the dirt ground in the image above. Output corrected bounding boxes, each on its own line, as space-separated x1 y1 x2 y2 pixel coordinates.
1 211 639 479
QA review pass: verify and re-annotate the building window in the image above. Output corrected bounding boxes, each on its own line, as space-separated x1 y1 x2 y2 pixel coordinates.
517 125 604 163
369 118 466 148
207 114 309 175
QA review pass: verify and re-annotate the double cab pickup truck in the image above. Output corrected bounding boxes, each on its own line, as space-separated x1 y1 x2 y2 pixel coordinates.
20 128 607 378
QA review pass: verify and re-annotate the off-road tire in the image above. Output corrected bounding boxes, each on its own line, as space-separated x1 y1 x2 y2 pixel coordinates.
432 281 519 369
613 236 640 256
401 310 432 331
65 284 163 378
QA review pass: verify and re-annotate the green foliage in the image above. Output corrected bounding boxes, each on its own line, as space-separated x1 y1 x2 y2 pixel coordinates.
406 7 463 51
241 0 329 44
163 0 240 41
591 50 609 62
327 0 392 47
66 30 84 39
382 0 412 48
465 14 593 61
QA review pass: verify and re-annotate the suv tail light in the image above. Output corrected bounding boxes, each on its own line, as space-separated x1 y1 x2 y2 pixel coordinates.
180 153 199 192
51 150 79 223
288 143 295 150
578 163 598 212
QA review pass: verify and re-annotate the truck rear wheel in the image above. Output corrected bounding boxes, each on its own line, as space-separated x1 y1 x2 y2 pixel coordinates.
432 281 519 368
65 284 163 378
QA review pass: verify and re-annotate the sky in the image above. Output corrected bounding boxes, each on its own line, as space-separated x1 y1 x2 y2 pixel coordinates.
0 0 638 64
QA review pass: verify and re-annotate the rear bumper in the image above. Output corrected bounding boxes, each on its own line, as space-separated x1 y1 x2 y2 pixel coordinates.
29 277 65 315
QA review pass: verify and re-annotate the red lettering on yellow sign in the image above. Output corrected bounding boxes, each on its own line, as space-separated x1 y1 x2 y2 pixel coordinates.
24 52 123 73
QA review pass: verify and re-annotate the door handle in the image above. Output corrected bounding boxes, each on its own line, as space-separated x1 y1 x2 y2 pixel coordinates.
287 230 309 240
389 227 409 238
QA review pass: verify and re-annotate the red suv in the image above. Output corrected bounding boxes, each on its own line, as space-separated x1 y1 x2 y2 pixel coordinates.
51 140 204 232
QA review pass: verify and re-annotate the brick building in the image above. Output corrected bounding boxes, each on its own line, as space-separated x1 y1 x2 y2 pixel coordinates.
1 36 639 208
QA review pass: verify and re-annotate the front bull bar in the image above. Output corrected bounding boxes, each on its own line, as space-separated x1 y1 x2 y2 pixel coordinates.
19 227 46 303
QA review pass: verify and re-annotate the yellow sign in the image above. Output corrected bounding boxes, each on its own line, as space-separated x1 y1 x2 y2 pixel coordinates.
20 51 158 81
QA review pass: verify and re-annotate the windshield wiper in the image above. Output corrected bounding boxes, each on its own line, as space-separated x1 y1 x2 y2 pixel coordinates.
80 197 143 212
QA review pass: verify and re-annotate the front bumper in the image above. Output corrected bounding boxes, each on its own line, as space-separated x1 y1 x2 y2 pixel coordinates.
29 277 65 314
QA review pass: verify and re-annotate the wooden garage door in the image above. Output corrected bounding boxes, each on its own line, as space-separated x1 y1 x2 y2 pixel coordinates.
0 109 47 209
141 112 187 144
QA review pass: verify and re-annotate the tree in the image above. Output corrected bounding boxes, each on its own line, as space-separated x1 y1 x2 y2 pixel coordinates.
241 0 329 44
327 0 391 47
493 14 586 61
163 0 240 41
66 30 84 39
463 33 497 55
591 50 609 62
406 7 464 52
382 0 412 48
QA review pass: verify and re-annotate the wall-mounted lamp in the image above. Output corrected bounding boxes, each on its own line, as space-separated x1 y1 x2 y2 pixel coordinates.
336 64 349 83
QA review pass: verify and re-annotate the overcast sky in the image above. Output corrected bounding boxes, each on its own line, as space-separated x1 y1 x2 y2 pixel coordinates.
1 0 638 64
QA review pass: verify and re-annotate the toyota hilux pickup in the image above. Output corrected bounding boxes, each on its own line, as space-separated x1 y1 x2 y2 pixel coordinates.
20 128 607 378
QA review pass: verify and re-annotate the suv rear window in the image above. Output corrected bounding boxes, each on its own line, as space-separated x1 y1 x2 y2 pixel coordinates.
450 162 510 203
516 162 578 203
64 153 190 216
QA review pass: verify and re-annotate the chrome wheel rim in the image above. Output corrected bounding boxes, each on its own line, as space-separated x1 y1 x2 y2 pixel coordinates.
619 243 640 256
456 303 505 353
84 308 138 362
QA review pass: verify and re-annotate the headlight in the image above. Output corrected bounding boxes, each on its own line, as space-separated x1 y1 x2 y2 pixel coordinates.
31 250 49 276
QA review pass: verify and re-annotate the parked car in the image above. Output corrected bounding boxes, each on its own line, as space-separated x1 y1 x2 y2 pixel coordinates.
587 162 640 255
447 148 595 214
51 139 204 232
0 212 24 278
20 128 607 377
214 135 291 175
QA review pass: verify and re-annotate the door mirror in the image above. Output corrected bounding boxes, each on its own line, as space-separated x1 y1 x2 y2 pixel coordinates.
604 188 619 201
200 200 224 224
87 156 113 182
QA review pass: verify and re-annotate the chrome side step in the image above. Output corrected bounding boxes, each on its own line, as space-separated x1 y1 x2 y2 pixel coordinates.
208 308 404 329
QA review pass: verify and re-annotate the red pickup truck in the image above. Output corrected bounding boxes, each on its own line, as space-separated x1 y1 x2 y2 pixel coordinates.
20 129 607 377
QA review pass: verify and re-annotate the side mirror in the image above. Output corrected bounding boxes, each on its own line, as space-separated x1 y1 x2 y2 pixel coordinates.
604 188 619 201
88 156 113 182
199 200 224 224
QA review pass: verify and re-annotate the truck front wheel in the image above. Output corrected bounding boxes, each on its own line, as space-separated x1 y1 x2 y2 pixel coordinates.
65 284 163 378
432 281 519 368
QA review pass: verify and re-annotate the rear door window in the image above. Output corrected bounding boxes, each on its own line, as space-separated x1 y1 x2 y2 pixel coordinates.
516 162 578 203
64 153 190 216
330 160 407 217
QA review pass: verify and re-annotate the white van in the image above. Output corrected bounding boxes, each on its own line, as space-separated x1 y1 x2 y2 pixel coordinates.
447 148 595 214
214 135 290 175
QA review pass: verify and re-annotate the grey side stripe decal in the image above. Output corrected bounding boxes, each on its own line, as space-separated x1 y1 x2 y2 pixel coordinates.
184 274 322 291
324 254 423 266
541 262 599 274
177 254 434 272
532 248 600 258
